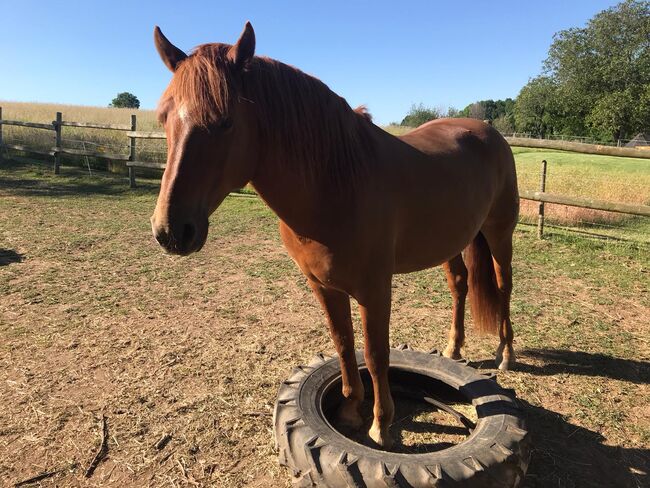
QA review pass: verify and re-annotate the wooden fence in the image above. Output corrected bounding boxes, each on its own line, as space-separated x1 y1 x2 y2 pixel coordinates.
1 107 649 240
521 159 650 239
504 136 650 160
0 107 164 184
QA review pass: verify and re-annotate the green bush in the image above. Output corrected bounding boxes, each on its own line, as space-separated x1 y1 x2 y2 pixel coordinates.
400 103 442 127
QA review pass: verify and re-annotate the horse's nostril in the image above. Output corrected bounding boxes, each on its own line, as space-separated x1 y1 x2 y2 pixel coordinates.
155 229 168 247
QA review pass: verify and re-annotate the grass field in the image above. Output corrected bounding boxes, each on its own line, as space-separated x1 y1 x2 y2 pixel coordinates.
2 101 649 204
0 101 166 165
510 147 650 242
0 158 648 487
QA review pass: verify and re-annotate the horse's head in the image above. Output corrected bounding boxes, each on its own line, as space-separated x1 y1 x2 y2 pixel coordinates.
151 23 258 255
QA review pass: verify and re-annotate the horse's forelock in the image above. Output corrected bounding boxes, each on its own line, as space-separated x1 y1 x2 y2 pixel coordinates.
160 42 375 188
162 43 235 127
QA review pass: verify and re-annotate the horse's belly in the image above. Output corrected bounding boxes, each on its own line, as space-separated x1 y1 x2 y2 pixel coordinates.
393 237 467 273
392 215 482 273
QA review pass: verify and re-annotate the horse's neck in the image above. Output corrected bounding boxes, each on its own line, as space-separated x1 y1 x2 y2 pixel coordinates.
249 125 417 238
250 155 334 237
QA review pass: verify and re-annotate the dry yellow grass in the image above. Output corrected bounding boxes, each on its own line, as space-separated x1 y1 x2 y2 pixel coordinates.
0 101 165 164
0 101 159 128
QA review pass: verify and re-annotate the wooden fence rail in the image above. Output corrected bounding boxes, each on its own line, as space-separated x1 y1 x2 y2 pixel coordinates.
127 131 166 139
0 119 56 131
504 136 650 160
60 121 132 131
520 190 650 218
1 107 648 240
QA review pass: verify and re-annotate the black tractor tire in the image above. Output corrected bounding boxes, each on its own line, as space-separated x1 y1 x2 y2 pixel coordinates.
273 346 530 487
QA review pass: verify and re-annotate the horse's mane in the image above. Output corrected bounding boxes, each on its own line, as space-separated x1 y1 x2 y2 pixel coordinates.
353 105 373 122
162 43 376 188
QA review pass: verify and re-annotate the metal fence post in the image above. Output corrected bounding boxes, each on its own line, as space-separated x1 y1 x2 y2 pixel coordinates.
128 114 137 188
537 159 547 239
54 112 62 174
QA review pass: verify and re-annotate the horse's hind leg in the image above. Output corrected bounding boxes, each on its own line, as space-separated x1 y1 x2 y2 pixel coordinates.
308 280 365 429
442 254 468 360
482 228 516 370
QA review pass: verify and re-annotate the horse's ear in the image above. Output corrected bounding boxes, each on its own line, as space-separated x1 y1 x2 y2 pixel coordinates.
154 26 187 72
228 21 255 69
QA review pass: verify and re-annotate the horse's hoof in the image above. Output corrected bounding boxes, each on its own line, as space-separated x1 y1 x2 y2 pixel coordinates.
368 423 393 450
497 358 516 371
443 346 462 360
495 343 516 370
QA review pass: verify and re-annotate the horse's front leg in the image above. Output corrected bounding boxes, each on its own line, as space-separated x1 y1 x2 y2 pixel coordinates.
308 280 365 429
357 277 394 449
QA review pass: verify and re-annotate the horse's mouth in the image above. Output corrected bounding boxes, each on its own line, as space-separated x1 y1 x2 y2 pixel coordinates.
151 217 209 256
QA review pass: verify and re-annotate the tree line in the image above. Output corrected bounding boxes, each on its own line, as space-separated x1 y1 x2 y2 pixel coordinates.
401 0 649 144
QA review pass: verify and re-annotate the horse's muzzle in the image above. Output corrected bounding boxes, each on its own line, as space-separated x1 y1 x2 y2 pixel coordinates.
151 215 208 256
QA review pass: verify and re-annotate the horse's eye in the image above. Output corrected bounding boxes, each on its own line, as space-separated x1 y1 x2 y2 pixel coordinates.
220 117 233 130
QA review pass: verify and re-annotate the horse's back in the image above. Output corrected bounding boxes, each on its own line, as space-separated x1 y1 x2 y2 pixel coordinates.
400 118 508 161
398 117 517 202
387 118 518 272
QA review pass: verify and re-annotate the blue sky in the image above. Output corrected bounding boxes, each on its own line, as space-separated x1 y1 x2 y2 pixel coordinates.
1 0 620 124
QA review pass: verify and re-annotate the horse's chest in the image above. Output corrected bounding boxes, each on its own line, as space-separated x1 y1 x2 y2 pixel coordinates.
279 225 355 290
279 227 333 282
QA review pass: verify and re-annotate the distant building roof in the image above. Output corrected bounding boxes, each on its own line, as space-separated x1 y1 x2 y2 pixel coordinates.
625 133 650 147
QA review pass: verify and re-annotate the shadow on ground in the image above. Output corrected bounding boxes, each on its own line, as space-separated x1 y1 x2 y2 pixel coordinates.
0 249 24 266
518 348 649 385
521 400 648 488
0 158 160 197
471 348 649 385
469 348 649 486
333 389 647 486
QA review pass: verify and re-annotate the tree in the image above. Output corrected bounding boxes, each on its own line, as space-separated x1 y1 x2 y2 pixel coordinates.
541 0 650 140
492 115 515 134
400 103 442 127
110 92 140 109
586 89 638 141
514 76 559 137
468 102 486 120
458 99 516 121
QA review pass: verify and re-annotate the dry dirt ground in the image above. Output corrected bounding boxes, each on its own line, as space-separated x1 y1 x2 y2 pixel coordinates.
0 160 648 487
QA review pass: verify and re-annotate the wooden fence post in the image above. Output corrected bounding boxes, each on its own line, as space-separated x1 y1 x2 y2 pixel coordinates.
54 112 62 174
537 159 547 239
0 107 3 164
128 114 137 188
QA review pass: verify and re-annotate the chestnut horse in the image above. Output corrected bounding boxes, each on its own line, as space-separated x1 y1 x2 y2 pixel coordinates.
151 23 519 448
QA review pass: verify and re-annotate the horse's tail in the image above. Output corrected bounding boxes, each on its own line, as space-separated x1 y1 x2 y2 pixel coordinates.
465 232 500 335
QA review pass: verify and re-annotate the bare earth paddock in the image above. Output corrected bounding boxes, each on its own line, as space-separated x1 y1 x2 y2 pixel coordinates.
0 159 648 487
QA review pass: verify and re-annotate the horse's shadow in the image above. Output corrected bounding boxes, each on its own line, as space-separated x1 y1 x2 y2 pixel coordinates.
0 249 24 266
471 348 649 385
520 400 648 488
466 349 649 486
384 397 647 487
